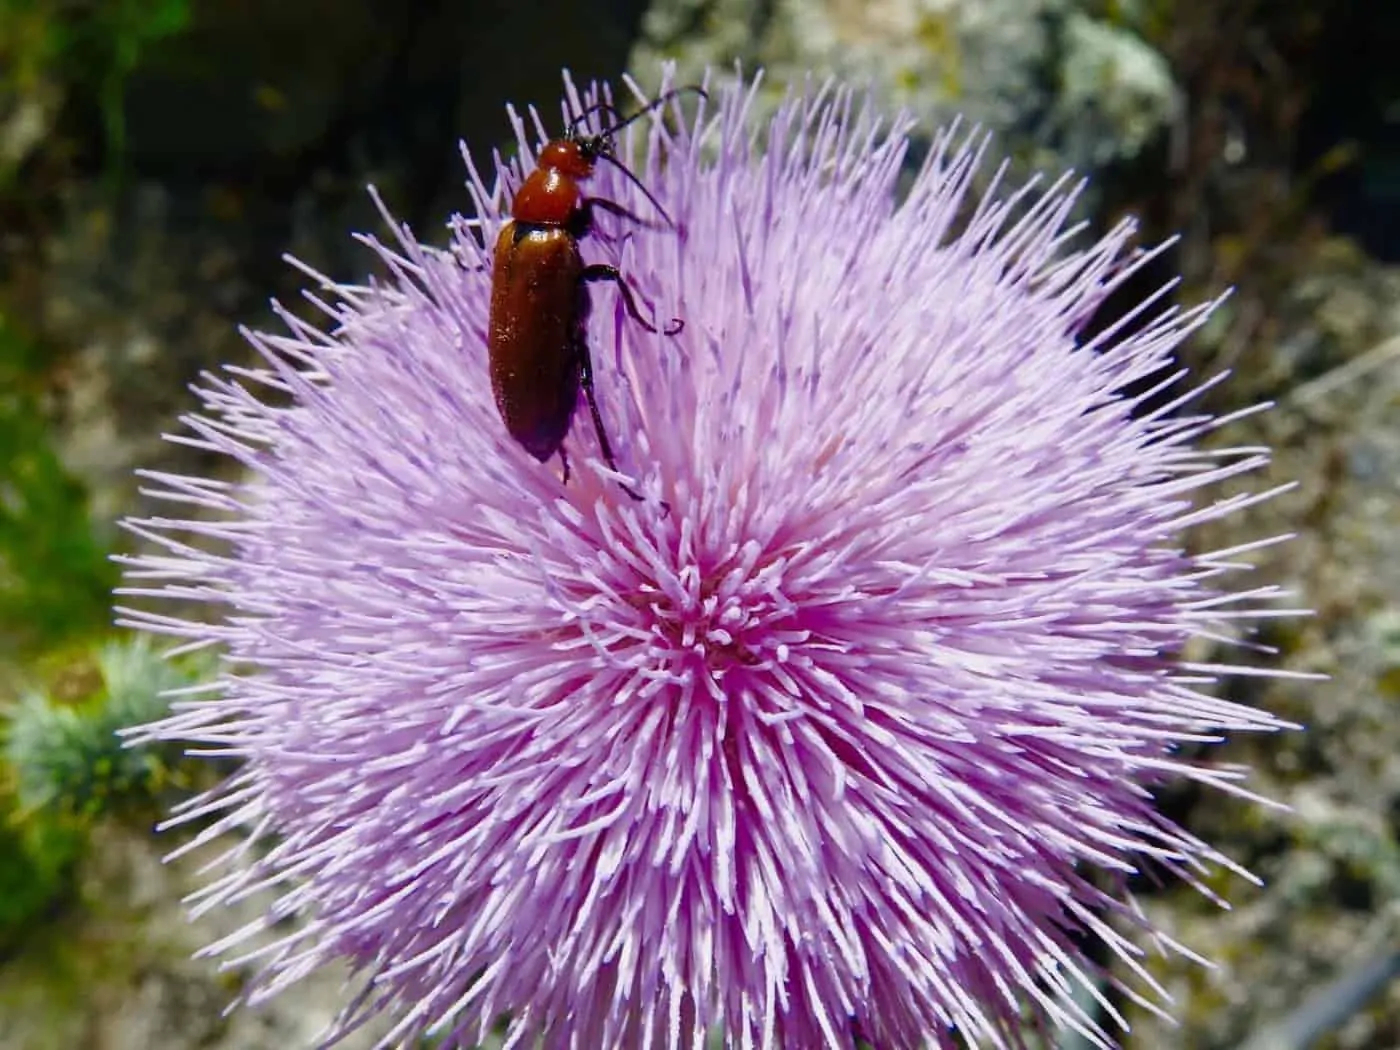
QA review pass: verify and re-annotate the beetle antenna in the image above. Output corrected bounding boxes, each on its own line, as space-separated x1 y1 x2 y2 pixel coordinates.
568 102 627 135
596 152 676 229
593 86 708 139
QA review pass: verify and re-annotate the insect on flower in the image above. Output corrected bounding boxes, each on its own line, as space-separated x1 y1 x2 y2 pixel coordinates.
119 70 1297 1050
488 87 705 501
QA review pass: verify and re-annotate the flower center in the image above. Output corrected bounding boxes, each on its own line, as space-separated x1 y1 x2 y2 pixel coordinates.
630 542 810 689
651 585 769 670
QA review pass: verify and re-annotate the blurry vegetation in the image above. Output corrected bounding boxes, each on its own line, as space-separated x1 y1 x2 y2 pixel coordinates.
0 635 207 954
5 637 198 819
0 0 196 996
0 316 117 660
0 0 193 177
0 0 193 660
0 784 83 956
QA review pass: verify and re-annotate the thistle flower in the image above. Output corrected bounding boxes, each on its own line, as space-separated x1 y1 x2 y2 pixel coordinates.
120 70 1292 1049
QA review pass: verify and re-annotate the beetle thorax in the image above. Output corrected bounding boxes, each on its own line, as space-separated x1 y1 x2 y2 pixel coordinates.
512 165 585 226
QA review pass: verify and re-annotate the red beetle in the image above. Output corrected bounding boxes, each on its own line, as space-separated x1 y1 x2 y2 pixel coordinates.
488 88 703 500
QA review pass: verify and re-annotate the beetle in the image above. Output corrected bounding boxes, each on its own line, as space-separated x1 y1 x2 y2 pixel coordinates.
488 87 704 501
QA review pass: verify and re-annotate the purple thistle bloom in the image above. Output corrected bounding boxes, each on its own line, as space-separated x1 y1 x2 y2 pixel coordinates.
120 70 1293 1049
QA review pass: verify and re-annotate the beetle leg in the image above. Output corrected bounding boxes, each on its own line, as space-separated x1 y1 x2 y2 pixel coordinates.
585 196 668 231
576 337 645 503
579 264 684 336
557 444 571 485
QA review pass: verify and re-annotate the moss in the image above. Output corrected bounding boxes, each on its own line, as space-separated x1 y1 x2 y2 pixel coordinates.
0 788 83 955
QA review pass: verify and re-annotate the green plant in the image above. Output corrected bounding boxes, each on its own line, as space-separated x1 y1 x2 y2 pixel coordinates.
4 636 201 819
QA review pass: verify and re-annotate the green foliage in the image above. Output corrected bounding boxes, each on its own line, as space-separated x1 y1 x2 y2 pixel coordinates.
0 0 193 165
4 636 200 820
0 316 117 658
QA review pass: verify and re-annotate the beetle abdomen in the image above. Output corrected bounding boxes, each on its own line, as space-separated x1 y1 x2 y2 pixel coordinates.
487 223 585 462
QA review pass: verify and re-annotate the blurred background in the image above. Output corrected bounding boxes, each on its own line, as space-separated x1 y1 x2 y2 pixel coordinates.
0 0 1397 1047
